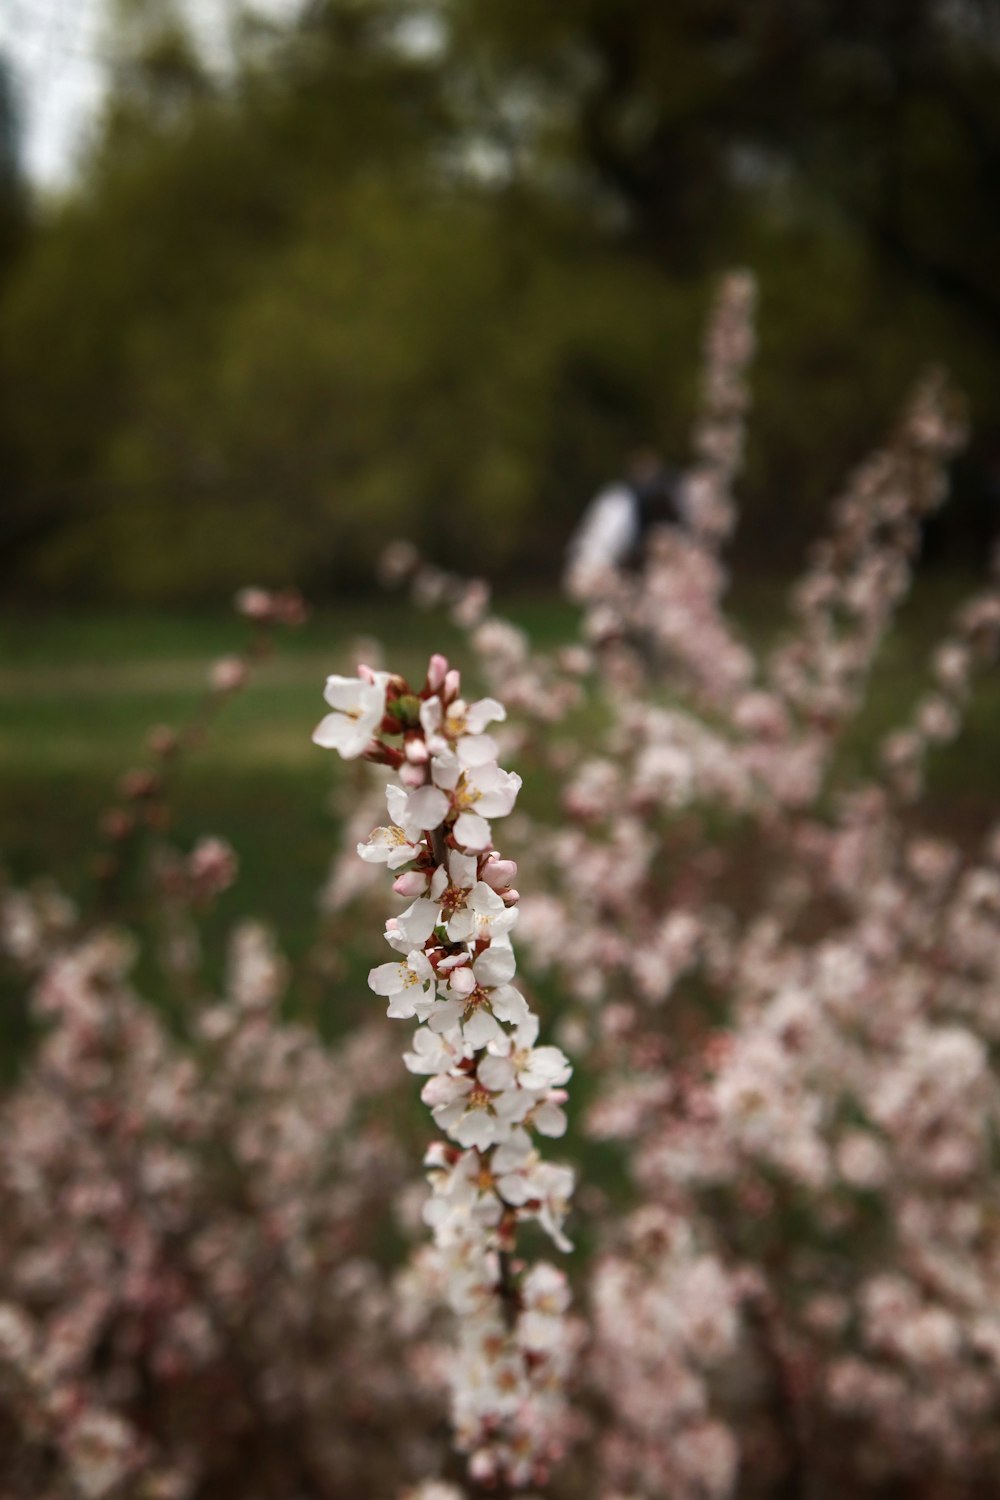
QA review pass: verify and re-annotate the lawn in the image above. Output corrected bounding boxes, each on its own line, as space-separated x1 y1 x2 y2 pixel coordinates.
1 573 997 1061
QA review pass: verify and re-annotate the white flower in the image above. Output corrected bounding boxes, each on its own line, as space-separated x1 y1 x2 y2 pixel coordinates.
528 1094 569 1138
446 881 519 946
431 852 479 936
383 898 441 953
420 694 506 751
490 984 531 1026
451 763 522 850
525 1160 575 1252
403 1023 471 1075
463 763 522 817
454 811 493 851
473 943 517 988
462 1005 504 1048
357 824 421 868
423 944 526 1044
422 1150 503 1234
424 1071 531 1149
479 1015 573 1093
368 949 437 1019
312 673 389 758
386 782 450 838
491 1128 536 1205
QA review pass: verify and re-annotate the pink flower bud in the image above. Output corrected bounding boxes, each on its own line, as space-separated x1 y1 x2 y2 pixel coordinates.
188 837 238 897
399 762 426 789
405 738 430 764
469 1450 497 1484
427 653 449 691
119 770 157 801
449 967 476 997
100 809 133 841
147 725 178 758
500 888 520 905
443 668 462 702
272 588 307 627
392 871 427 898
210 656 247 692
234 586 272 619
481 857 517 891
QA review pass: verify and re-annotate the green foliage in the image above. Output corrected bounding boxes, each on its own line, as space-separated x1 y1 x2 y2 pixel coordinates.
1 1 998 600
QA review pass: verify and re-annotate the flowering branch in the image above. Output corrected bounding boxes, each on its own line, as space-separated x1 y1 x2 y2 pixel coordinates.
313 654 577 1490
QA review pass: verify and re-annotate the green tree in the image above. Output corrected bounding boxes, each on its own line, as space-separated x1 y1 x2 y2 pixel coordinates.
2 1 998 600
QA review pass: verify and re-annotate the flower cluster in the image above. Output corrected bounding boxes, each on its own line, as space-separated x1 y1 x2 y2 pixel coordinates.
4 271 1000 1500
313 657 576 1489
370 275 1000 1498
0 908 442 1500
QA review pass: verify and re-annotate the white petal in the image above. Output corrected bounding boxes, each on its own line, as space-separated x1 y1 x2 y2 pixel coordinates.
395 899 440 945
469 766 522 817
514 1013 540 1049
532 1101 568 1137
312 713 367 756
519 1046 572 1090
445 910 475 943
469 881 505 918
454 812 492 850
430 750 461 790
427 998 464 1033
463 1009 502 1047
492 1130 533 1172
448 851 478 889
419 697 442 736
496 1171 531 1206
478 1055 517 1091
457 733 499 768
465 698 506 733
423 1073 471 1108
405 786 449 830
453 1111 499 1149
493 1088 533 1123
490 985 530 1025
386 783 408 826
474 945 517 988
385 992 421 1020
368 961 407 997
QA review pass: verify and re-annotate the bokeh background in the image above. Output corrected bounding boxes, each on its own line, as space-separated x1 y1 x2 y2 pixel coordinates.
2 0 1000 1027
2 0 1000 599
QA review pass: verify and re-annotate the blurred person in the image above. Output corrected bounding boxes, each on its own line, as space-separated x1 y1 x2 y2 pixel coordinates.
565 449 685 593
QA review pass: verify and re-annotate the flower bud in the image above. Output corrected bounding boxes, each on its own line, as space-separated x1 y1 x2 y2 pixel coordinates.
234 586 272 619
448 967 476 997
210 656 247 693
427 653 449 692
481 858 517 891
147 725 178 758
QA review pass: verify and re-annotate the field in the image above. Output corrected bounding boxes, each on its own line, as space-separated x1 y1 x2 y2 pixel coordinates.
2 573 998 1054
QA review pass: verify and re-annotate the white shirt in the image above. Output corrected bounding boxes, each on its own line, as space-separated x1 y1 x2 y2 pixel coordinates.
565 484 639 584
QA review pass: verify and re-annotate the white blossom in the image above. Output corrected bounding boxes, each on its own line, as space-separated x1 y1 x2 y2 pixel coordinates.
312 673 389 758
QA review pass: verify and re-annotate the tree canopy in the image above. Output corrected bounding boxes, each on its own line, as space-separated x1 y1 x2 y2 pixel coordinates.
2 0 999 601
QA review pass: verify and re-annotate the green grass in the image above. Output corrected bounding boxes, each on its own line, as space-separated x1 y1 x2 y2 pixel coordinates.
1 577 998 1060
0 597 580 1055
